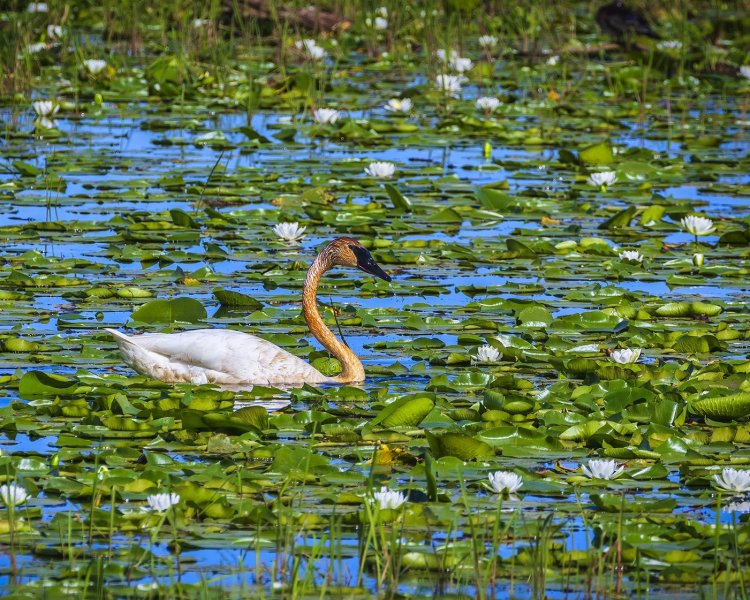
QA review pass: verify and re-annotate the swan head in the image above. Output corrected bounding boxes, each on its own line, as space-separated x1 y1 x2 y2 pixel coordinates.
327 237 392 282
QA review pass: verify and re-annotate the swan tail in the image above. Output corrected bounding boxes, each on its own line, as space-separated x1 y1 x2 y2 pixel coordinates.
105 328 207 383
105 328 135 346
105 328 159 378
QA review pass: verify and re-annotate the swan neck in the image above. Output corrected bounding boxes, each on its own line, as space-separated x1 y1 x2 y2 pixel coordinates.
302 251 365 383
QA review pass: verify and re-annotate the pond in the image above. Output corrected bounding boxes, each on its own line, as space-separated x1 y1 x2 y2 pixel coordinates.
1 1 750 597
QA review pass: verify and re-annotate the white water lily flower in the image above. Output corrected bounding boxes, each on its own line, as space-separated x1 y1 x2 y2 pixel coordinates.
435 49 471 70
681 215 715 236
610 348 641 364
713 467 750 493
83 59 107 75
478 35 498 48
273 222 306 243
569 343 600 353
475 345 500 363
373 486 407 510
373 16 388 30
449 56 473 73
26 42 47 54
435 74 465 96
364 161 395 179
306 45 327 61
546 55 560 66
723 501 750 513
194 131 227 144
488 471 523 494
295 39 327 61
476 96 501 113
618 250 643 263
384 98 412 113
27 2 47 12
32 100 58 117
587 171 617 187
657 40 682 50
0 483 29 507
741 66 750 80
312 108 340 124
47 24 63 40
146 492 180 512
582 459 625 480
693 253 705 267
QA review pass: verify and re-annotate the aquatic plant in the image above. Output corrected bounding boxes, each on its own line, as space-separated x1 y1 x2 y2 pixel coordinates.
681 215 715 236
487 471 523 494
610 348 641 364
273 222 307 242
478 35 498 48
618 250 643 262
587 171 617 188
372 486 407 510
713 468 750 493
582 459 625 480
435 74 465 96
384 98 412 113
364 161 396 178
295 39 327 61
0 483 29 507
146 492 180 512
475 345 500 363
475 96 501 113
312 108 340 124
83 59 107 75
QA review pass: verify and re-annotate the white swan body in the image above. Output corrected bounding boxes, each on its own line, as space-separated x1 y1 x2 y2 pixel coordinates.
106 237 391 386
106 328 331 386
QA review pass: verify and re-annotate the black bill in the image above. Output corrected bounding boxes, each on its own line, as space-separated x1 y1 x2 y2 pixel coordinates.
351 245 392 282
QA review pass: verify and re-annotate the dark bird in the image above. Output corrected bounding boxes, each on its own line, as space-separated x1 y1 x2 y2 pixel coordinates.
596 1 660 40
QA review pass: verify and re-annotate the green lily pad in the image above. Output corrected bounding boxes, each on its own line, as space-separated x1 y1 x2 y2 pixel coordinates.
579 142 614 165
691 393 750 420
426 432 494 461
130 297 207 324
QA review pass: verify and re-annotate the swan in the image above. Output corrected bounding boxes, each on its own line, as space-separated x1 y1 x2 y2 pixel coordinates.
106 237 391 386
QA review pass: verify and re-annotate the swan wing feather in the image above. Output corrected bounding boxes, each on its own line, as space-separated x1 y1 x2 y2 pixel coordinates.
106 329 329 385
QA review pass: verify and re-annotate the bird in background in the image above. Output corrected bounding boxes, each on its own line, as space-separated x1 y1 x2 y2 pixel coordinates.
596 1 661 41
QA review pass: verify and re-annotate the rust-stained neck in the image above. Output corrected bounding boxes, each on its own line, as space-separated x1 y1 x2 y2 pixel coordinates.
302 244 365 383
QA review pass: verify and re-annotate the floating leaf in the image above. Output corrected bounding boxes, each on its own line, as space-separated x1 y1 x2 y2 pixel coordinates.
517 306 552 328
691 393 750 420
19 371 79 398
213 288 263 309
169 208 199 228
384 183 412 212
579 142 614 165
426 432 494 461
130 297 207 324
369 394 435 429
599 207 636 230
